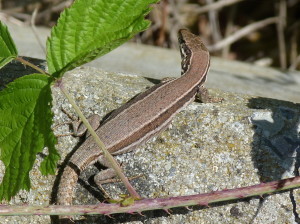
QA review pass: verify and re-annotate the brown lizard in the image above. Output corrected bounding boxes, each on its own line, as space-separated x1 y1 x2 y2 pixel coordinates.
56 29 217 217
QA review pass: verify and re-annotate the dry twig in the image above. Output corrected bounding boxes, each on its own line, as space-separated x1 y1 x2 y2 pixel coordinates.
206 0 222 43
221 4 237 58
184 0 244 15
30 7 46 55
276 0 287 69
207 17 279 52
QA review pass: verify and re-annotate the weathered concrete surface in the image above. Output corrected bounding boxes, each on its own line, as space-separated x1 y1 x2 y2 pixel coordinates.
53 67 299 224
1 63 299 223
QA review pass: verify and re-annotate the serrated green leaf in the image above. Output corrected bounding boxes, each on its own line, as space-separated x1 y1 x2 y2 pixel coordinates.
0 74 59 200
40 146 60 175
47 0 158 78
0 21 18 69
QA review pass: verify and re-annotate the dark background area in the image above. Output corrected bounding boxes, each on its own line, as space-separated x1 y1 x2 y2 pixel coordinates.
1 0 299 70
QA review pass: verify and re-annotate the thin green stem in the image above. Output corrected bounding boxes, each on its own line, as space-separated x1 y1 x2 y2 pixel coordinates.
16 57 50 76
59 83 141 199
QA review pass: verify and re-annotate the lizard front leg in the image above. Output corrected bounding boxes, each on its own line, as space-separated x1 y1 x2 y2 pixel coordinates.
71 114 101 137
196 85 223 103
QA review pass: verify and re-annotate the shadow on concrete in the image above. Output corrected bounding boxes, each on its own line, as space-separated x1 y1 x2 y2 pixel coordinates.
248 97 300 223
0 56 46 90
247 97 300 182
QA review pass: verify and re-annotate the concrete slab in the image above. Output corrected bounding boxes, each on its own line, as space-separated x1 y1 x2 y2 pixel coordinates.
5 21 300 103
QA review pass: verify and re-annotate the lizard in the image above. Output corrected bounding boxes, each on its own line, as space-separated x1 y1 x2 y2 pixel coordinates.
56 29 218 215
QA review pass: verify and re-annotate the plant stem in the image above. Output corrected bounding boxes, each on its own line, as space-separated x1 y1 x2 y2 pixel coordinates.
0 175 299 216
16 57 49 75
59 82 141 199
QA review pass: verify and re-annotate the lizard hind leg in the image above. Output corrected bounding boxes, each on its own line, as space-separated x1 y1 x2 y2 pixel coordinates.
93 156 119 188
94 169 118 187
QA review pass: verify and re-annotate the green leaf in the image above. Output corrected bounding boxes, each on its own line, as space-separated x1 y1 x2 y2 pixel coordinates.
47 0 158 78
0 21 18 69
0 74 59 200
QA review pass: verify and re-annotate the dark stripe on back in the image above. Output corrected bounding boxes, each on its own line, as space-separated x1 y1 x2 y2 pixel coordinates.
101 81 168 125
108 86 198 153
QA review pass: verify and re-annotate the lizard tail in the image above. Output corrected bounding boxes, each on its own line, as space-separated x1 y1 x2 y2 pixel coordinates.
56 165 79 223
57 165 79 206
